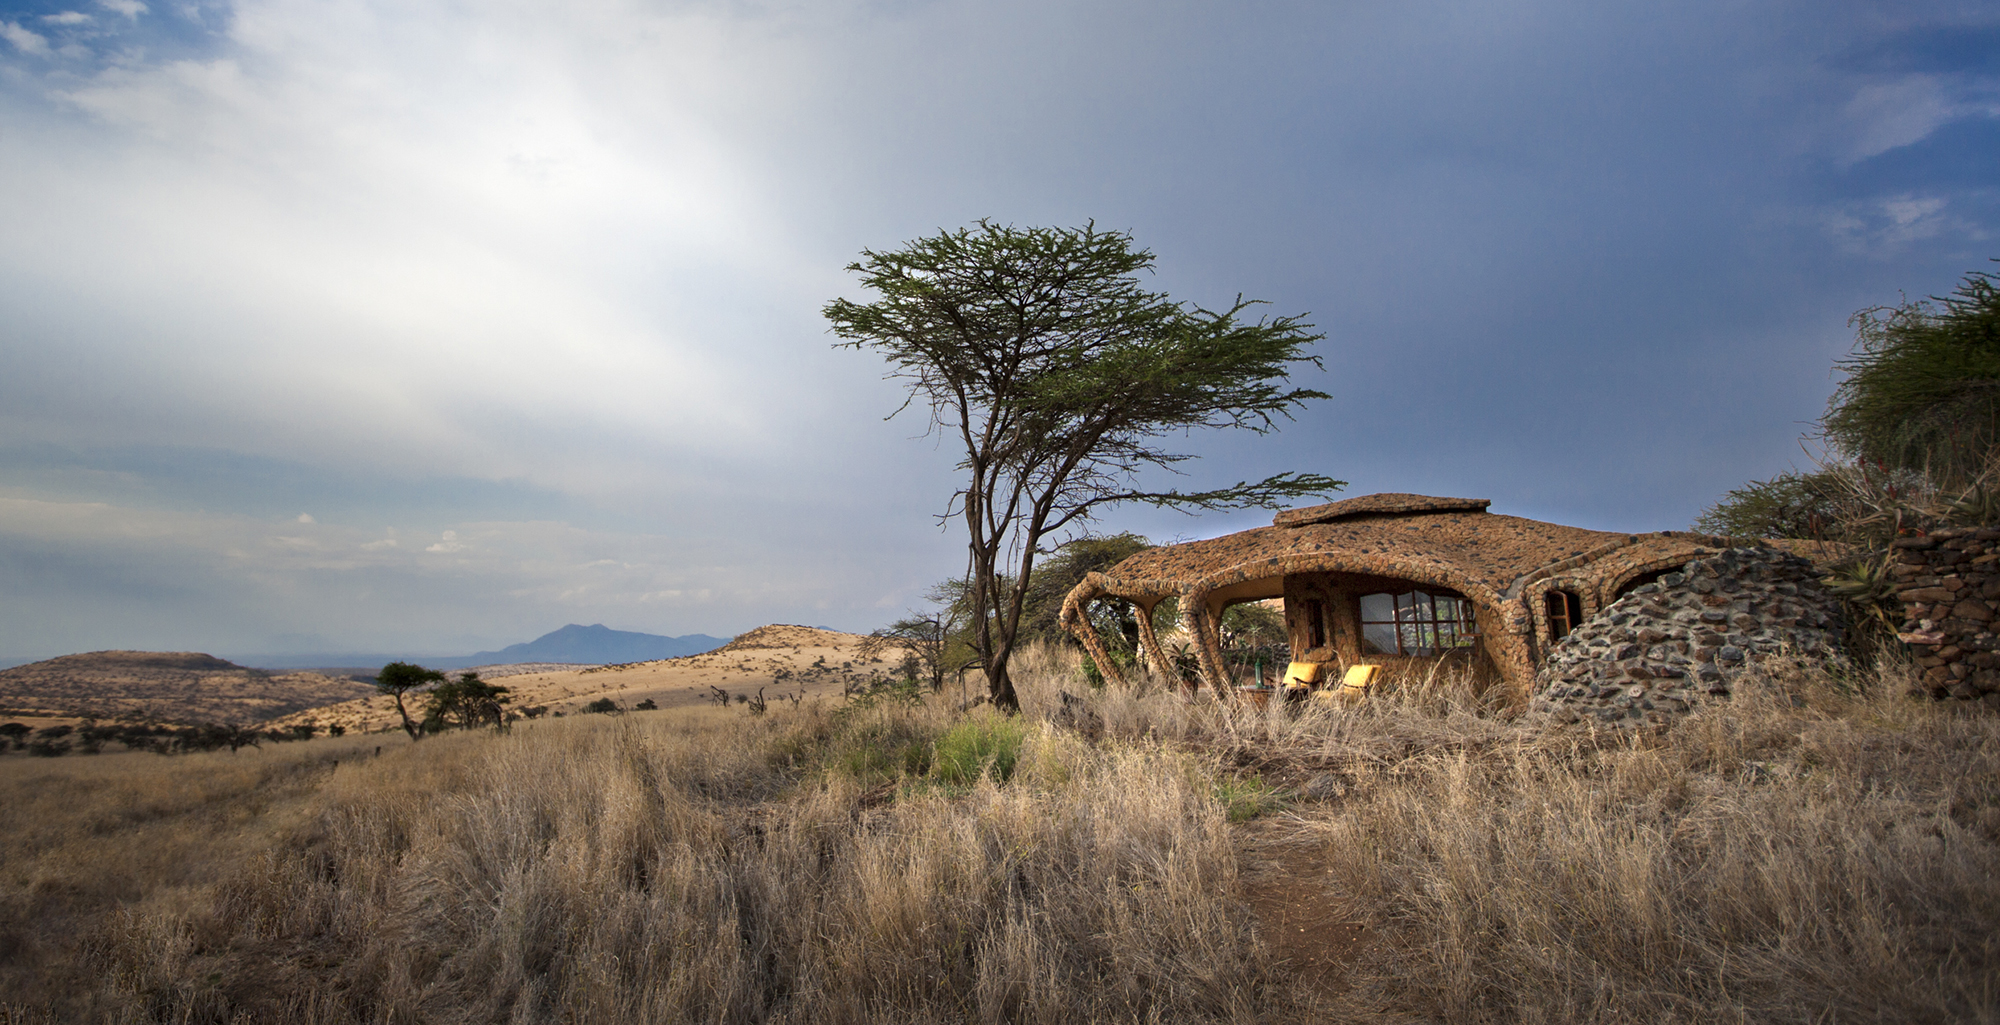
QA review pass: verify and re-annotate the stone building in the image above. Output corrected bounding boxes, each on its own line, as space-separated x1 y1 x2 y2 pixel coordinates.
1058 492 1765 702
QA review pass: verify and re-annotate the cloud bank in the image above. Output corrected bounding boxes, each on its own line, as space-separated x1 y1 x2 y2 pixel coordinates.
0 0 1995 659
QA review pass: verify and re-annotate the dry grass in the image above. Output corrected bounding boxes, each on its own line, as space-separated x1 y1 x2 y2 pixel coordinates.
2 648 1995 1023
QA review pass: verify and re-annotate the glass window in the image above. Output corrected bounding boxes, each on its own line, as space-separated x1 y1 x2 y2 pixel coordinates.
1358 589 1478 656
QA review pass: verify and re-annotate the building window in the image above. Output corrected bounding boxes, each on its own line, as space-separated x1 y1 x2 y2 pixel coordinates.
1305 599 1326 649
1546 589 1583 641
1359 590 1477 656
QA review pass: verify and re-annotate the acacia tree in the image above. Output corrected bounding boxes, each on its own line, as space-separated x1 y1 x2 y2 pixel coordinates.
375 661 444 740
826 221 1342 710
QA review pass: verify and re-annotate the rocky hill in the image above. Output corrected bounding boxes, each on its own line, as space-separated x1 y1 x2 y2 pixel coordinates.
0 650 376 724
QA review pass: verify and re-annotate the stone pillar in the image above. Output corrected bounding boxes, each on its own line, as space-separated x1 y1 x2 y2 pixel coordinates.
1134 597 1170 682
1059 574 1128 687
1183 587 1232 694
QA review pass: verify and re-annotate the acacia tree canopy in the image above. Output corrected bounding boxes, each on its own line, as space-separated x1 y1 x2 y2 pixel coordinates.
826 221 1343 710
375 661 444 741
1823 266 2000 488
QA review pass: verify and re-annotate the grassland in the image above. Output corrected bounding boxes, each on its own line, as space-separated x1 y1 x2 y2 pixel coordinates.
1 646 1994 1023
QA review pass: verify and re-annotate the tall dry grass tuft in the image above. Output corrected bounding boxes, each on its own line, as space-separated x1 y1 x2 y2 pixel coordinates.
1286 658 2000 1024
82 708 1263 1024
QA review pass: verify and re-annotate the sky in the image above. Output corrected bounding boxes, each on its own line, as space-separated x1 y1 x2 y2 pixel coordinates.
0 0 1996 662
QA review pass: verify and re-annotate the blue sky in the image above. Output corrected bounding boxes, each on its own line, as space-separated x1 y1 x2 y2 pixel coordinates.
0 0 1995 661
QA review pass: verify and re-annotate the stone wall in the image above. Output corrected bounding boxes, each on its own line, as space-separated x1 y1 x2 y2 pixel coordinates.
1531 547 1844 724
1889 528 2000 710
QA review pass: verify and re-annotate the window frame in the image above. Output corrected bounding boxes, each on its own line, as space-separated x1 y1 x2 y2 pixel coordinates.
1357 589 1479 657
1545 589 1583 641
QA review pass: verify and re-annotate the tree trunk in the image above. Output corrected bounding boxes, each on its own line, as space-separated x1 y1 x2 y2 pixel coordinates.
988 639 1019 711
393 692 421 741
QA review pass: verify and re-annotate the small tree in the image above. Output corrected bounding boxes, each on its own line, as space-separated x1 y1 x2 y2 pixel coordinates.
872 604 971 693
421 671 512 732
375 662 444 740
827 221 1342 709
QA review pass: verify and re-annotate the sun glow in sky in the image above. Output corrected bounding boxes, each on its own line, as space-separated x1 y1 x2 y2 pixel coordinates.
1 0 1996 660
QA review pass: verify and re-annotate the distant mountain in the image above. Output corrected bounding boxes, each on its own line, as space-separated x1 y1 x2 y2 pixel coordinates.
464 624 726 666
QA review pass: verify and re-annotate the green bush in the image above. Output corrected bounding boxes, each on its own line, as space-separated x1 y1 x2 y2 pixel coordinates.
930 713 1029 786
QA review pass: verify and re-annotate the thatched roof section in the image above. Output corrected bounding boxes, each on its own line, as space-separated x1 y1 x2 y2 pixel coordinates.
1088 495 1734 610
1273 492 1490 527
1097 510 1619 605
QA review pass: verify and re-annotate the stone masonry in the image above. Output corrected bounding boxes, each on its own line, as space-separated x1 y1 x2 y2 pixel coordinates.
1888 527 2000 710
1532 547 1844 724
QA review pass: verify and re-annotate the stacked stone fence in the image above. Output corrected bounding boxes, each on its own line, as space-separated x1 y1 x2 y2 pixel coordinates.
1890 527 2000 710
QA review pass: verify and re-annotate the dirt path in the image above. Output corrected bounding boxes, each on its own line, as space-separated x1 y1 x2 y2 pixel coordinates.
1235 816 1371 999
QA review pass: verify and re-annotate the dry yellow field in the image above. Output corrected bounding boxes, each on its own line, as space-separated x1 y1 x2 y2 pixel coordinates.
3 646 1996 1024
267 624 920 734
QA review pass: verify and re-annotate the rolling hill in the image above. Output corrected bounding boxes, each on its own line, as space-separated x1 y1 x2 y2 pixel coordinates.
0 651 375 724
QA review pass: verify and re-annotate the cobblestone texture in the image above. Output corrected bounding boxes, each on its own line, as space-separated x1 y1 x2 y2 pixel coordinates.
1887 527 2000 711
1531 547 1844 724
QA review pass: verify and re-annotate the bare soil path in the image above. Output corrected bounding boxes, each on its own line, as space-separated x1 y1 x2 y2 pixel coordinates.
1234 816 1371 1002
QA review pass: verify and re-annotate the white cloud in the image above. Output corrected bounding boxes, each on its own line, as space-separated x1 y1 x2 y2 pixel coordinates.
424 529 466 553
1818 193 1971 255
1 2 854 503
42 12 94 26
296 512 314 523
1843 76 1957 161
96 0 148 19
1839 73 2000 164
1 22 51 55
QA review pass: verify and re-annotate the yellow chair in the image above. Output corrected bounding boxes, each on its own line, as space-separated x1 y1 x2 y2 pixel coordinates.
1280 661 1322 689
1338 664 1380 694
1311 664 1381 706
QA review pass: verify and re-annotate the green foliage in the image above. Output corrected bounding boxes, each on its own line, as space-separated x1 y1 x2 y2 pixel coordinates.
1019 532 1157 647
828 220 1342 709
1693 469 1848 539
1212 774 1289 823
1823 266 2000 488
422 671 512 732
581 697 620 714
930 713 1029 786
1219 601 1286 648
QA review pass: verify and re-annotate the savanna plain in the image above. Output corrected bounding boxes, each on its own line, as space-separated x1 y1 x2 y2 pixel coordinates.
1 644 1995 1024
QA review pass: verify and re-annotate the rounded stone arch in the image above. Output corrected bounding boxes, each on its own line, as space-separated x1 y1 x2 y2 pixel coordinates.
1600 552 1709 608
1527 576 1596 649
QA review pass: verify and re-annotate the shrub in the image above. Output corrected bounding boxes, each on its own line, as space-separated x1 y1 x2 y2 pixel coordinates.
930 712 1028 785
582 698 620 714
